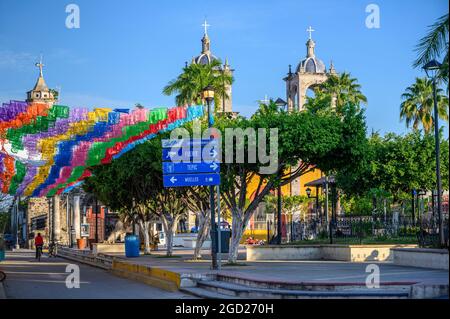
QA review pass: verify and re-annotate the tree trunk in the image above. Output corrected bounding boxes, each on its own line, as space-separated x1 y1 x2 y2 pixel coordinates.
161 213 180 257
139 220 151 254
194 210 211 260
228 208 246 264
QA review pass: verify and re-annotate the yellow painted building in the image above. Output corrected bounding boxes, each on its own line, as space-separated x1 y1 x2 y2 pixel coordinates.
240 165 323 243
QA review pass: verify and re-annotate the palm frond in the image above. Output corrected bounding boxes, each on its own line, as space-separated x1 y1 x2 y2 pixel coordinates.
414 13 449 68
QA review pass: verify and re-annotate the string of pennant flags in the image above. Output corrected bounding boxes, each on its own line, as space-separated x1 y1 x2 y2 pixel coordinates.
0 100 204 197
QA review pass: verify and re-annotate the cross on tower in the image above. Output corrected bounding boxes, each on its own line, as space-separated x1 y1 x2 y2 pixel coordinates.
35 54 44 77
202 19 211 36
306 26 315 40
260 94 270 105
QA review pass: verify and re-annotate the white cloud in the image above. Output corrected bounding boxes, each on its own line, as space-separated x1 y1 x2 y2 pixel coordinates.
0 50 35 71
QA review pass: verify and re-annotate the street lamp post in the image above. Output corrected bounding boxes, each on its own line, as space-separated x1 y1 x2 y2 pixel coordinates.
14 197 20 250
203 85 218 270
277 184 282 244
423 60 444 247
95 198 99 243
275 98 288 244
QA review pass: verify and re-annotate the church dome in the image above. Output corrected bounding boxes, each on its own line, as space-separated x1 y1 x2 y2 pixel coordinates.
296 37 326 74
193 52 218 65
297 56 326 73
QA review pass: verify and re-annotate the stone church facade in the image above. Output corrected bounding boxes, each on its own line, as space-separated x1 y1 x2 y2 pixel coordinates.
191 22 235 115
284 31 337 111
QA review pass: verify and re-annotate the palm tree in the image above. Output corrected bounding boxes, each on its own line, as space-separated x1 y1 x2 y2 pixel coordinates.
252 99 281 118
400 77 449 133
321 73 368 109
414 14 449 90
163 59 233 108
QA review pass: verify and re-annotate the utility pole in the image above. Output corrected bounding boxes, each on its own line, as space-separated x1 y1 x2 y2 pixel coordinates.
277 184 282 245
431 75 444 247
325 178 331 244
217 186 222 270
14 197 20 250
203 85 217 269
95 198 99 243
51 196 55 245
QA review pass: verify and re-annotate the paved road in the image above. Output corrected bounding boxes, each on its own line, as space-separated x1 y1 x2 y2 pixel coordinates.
0 250 195 299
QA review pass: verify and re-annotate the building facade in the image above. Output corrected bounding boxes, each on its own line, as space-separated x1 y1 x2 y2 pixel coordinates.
191 21 235 115
284 30 336 111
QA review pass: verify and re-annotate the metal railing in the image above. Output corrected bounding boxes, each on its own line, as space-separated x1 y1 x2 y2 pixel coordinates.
285 213 449 247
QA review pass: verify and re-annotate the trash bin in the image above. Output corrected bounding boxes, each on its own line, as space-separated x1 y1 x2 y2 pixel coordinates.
213 229 231 253
125 234 140 257
77 238 87 250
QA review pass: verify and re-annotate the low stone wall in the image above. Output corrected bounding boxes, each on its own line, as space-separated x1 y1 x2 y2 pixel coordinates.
246 245 322 261
183 238 211 249
322 245 417 262
92 243 125 255
392 248 449 270
247 244 417 262
57 246 115 270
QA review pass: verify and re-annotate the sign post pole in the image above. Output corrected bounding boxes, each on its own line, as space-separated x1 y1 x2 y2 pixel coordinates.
217 186 222 270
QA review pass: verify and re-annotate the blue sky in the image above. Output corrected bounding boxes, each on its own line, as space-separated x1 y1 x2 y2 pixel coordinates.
0 0 448 136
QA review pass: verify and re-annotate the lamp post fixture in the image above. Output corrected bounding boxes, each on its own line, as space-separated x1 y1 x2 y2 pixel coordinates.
202 85 218 269
274 98 287 112
306 187 321 239
423 59 444 247
306 187 320 220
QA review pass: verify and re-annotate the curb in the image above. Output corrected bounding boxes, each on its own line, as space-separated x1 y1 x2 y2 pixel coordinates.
57 248 182 292
111 259 180 292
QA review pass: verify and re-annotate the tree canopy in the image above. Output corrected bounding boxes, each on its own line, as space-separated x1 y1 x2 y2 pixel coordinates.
336 130 449 200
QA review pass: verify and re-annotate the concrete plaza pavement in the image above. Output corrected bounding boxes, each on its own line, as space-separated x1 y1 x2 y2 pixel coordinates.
0 250 196 299
105 247 449 285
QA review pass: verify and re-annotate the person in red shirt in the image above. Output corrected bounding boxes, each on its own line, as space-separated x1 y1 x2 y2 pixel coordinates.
34 233 44 259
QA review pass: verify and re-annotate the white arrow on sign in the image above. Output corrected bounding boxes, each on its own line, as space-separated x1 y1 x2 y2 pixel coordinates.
210 162 218 170
210 149 218 158
170 176 177 184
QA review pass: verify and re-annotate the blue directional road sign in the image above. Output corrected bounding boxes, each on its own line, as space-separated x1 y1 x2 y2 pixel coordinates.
163 161 220 174
161 138 218 148
162 146 219 162
162 139 221 188
163 173 220 187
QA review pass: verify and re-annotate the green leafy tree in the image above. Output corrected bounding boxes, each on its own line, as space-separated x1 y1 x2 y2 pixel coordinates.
218 102 367 263
336 131 449 206
400 77 449 133
163 59 233 108
84 140 163 254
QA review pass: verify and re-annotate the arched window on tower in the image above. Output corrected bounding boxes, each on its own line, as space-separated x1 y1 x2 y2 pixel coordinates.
292 85 298 110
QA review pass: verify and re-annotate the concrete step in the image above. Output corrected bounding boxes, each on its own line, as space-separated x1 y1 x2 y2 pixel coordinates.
197 280 410 299
216 273 413 292
180 287 241 299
